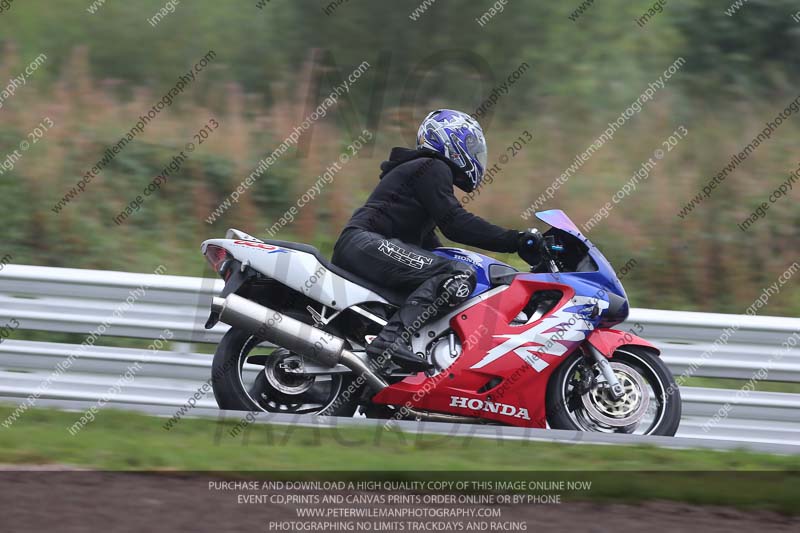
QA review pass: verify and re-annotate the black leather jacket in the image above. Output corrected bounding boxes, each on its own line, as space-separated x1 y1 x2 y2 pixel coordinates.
342 147 519 252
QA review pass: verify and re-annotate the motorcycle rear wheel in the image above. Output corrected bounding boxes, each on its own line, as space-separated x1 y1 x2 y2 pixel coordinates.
211 327 361 416
546 346 681 436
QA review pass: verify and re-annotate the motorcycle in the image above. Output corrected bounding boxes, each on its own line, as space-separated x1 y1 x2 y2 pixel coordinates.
201 209 681 435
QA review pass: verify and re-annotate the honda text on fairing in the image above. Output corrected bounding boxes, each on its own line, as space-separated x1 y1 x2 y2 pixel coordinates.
201 210 681 435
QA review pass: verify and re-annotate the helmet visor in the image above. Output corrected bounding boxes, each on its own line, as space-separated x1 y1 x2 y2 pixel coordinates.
466 134 488 182
476 145 488 175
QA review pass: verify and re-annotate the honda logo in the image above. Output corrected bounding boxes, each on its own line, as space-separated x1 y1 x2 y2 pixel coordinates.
449 395 531 421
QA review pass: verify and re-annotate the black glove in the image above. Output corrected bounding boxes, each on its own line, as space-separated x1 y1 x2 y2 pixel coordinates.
517 230 545 267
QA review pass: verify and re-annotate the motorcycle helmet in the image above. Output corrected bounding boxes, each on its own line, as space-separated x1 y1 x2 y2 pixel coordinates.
417 109 488 193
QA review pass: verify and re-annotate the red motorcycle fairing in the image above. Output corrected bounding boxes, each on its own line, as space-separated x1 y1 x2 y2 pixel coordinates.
372 276 604 428
585 328 660 358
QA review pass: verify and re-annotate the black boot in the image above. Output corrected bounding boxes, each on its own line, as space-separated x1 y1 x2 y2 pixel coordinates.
366 269 476 373
367 308 432 373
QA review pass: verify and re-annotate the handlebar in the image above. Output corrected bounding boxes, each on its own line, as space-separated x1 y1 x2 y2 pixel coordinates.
524 228 561 274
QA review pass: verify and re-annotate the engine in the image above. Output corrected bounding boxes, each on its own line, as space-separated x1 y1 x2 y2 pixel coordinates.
427 332 462 374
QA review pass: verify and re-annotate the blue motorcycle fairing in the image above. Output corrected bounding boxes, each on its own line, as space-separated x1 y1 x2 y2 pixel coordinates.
526 210 630 326
432 247 515 298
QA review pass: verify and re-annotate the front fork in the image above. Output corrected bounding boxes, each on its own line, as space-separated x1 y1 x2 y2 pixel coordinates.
582 328 661 401
584 342 625 400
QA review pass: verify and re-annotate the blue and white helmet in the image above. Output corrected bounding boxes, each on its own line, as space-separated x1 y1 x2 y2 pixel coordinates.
417 109 488 192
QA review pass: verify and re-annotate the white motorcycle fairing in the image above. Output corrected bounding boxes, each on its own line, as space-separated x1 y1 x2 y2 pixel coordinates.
201 230 392 311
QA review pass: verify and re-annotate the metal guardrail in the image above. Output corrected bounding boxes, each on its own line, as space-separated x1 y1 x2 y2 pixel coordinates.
0 264 226 343
1 264 798 378
0 264 798 446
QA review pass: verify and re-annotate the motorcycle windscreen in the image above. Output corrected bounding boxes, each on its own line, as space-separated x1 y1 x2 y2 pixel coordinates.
534 209 587 241
535 208 623 292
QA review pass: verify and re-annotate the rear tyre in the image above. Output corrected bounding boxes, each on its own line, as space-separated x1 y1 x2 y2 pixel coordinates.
546 346 681 436
211 327 361 416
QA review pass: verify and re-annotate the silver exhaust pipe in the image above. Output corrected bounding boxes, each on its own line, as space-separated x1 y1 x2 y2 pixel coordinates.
211 294 387 392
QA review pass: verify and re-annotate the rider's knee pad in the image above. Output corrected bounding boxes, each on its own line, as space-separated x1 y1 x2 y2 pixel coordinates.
438 268 477 307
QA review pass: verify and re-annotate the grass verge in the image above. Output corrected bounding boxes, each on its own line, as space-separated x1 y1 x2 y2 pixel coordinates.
0 404 798 512
683 376 800 394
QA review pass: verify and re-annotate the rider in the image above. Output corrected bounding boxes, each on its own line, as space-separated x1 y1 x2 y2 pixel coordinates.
331 109 543 372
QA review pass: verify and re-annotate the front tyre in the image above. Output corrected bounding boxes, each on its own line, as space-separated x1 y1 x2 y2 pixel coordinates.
211 327 360 416
546 346 681 436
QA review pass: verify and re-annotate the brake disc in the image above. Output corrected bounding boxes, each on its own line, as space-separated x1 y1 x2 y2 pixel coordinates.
581 361 650 428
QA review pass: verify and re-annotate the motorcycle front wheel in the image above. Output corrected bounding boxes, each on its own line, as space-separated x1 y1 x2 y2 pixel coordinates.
546 346 681 436
211 327 361 416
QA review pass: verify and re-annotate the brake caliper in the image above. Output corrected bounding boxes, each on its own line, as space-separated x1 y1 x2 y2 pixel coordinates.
567 359 596 411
